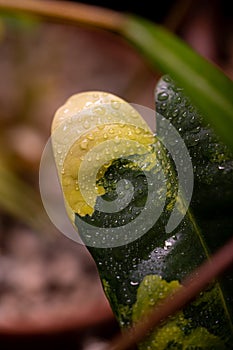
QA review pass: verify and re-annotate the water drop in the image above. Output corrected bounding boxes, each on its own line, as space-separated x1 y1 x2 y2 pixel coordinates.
164 240 172 250
149 298 155 306
135 127 141 135
111 100 120 110
190 115 195 123
83 120 90 129
189 137 199 146
130 110 138 118
98 124 105 130
87 133 94 140
130 281 139 286
169 138 179 146
191 125 201 134
119 123 126 128
160 102 167 111
80 139 88 150
124 182 130 190
93 106 105 115
118 191 124 198
172 109 179 117
176 117 182 124
158 92 169 101
163 76 171 82
114 136 121 144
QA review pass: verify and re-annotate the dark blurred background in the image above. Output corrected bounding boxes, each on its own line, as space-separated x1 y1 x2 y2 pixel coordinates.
74 0 175 21
75 0 233 67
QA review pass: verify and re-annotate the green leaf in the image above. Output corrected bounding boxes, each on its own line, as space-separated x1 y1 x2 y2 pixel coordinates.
155 75 233 225
155 74 233 330
52 91 233 347
122 16 233 151
79 151 233 348
76 141 233 348
133 276 226 350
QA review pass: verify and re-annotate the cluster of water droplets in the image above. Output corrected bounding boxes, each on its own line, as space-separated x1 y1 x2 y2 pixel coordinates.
40 90 194 249
47 92 168 247
156 75 232 187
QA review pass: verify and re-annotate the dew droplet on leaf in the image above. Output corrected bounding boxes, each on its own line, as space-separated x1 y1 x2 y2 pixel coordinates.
158 92 169 101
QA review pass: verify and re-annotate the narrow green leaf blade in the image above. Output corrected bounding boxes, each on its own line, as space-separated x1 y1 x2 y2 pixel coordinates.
122 16 233 150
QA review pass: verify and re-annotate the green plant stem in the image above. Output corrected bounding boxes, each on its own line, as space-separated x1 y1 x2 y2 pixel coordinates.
108 236 233 350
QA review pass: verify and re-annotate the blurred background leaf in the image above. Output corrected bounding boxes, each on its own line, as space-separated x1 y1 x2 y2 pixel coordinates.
122 15 233 150
0 157 49 232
